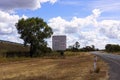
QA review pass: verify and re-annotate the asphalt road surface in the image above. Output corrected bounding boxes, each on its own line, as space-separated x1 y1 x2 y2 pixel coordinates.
91 52 120 80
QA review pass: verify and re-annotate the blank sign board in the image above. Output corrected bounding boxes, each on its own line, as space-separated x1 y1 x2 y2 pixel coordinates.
52 35 66 51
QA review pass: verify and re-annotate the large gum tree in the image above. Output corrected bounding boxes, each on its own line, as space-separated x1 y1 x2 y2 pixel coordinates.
16 17 53 57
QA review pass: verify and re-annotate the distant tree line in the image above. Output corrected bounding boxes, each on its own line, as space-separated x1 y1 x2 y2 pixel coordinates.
105 44 120 52
80 45 99 52
67 41 98 52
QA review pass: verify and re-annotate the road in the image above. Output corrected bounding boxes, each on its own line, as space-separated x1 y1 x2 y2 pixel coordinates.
91 51 120 80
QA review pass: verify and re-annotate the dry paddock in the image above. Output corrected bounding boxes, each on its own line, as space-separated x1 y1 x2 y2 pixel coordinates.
0 52 108 80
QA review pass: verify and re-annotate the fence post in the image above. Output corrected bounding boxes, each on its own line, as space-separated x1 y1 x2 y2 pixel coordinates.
94 56 97 71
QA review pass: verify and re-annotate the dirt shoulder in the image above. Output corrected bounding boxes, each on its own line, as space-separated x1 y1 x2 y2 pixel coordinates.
0 52 108 80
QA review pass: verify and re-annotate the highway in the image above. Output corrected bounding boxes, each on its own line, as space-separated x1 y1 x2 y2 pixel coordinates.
91 52 120 80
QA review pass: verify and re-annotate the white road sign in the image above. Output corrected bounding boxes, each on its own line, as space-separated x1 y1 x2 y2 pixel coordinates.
52 35 66 51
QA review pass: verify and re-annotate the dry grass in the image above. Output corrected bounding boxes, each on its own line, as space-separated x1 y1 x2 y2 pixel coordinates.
0 42 29 52
0 52 108 80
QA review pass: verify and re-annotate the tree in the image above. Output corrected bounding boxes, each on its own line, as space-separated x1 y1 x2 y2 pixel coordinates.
74 41 80 50
105 44 112 52
16 17 53 57
80 45 96 52
91 45 95 49
91 45 95 51
71 41 80 51
105 44 120 52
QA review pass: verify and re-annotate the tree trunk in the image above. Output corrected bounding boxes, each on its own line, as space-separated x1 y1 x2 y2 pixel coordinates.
30 43 33 57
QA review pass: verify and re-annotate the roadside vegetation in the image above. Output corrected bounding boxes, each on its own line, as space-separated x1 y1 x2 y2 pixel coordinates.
0 41 108 80
0 41 99 60
105 44 120 52
0 52 108 80
67 41 99 52
105 44 120 55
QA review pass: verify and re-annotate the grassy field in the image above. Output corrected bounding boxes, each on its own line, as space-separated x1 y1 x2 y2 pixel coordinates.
0 41 29 52
0 52 108 80
0 41 29 58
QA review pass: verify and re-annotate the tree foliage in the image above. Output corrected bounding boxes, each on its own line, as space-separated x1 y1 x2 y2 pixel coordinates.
74 41 80 50
105 44 120 52
80 45 96 52
68 41 80 52
67 43 97 52
16 17 53 57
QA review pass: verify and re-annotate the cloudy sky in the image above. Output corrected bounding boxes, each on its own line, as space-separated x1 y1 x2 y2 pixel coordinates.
0 0 120 49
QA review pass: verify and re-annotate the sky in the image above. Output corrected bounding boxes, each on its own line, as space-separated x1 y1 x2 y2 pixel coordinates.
0 0 120 49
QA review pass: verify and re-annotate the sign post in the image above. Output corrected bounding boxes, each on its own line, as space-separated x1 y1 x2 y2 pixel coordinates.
52 35 66 56
94 55 98 72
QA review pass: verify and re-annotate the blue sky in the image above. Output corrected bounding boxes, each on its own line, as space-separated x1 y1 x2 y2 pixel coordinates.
0 0 120 49
15 0 120 20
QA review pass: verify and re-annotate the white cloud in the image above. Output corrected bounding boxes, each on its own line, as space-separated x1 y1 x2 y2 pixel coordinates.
92 9 101 18
0 0 57 11
0 10 27 43
0 0 57 44
0 10 19 34
48 9 120 49
0 0 58 43
99 20 120 39
48 9 101 35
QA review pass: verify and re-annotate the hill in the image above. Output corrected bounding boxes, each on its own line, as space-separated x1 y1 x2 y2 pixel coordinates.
0 40 29 57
